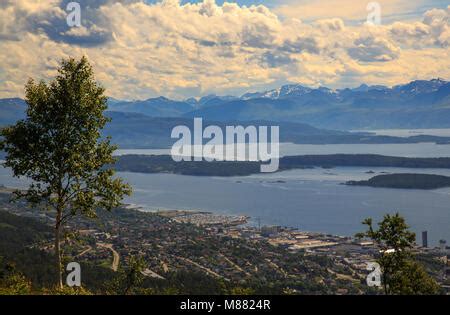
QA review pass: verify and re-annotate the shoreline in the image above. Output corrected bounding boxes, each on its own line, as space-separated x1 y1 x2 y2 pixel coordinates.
0 187 445 249
123 204 250 227
121 202 349 239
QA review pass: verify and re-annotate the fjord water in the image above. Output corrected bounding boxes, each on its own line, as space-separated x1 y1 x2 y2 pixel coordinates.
1 165 449 246
118 167 450 247
115 136 450 247
114 128 450 158
2 132 450 246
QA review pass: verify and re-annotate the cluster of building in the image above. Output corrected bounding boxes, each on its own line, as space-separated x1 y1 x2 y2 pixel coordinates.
420 231 450 292
157 210 249 226
2 190 449 293
212 223 450 291
216 224 345 251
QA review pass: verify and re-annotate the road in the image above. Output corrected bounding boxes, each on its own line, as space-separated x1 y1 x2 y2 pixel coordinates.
76 245 92 258
219 253 251 277
174 255 230 281
98 243 120 271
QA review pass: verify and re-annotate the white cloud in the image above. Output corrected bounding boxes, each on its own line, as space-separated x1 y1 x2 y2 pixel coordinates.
390 6 450 47
0 0 448 99
349 33 401 62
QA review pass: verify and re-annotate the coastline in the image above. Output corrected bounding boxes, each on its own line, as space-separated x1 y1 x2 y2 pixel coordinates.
123 203 250 227
121 202 348 240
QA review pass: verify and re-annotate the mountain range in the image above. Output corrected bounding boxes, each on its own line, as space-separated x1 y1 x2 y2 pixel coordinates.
103 78 450 129
1 79 450 148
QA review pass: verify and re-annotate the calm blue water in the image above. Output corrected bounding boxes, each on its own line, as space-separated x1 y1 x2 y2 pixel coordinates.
3 131 450 246
1 165 449 246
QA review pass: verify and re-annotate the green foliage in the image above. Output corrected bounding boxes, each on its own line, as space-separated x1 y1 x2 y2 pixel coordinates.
347 173 450 189
0 209 57 287
281 154 450 169
356 213 440 295
229 287 256 295
0 257 32 295
0 272 32 295
0 208 120 293
43 285 92 295
0 56 131 287
389 260 441 295
115 154 261 176
356 214 416 252
115 154 450 177
106 256 147 295
1 56 131 217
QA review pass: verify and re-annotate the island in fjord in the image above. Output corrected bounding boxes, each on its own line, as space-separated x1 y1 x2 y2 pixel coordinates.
346 173 450 190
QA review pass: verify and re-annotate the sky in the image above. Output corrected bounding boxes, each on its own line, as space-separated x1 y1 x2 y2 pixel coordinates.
0 0 449 100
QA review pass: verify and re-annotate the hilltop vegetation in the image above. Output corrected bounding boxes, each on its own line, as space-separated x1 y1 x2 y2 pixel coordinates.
346 173 450 189
0 209 120 291
114 154 450 176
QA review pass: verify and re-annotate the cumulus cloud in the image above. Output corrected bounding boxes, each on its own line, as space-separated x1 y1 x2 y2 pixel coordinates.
315 18 346 32
349 34 401 62
0 0 449 99
390 6 450 47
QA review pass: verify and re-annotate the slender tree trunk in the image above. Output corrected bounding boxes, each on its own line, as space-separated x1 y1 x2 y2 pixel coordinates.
55 210 63 289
